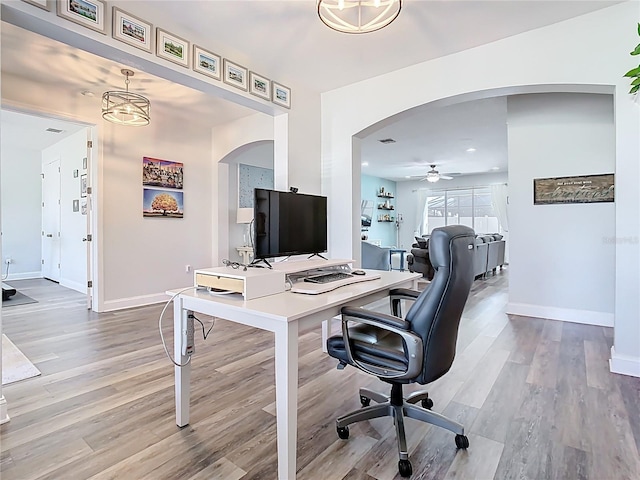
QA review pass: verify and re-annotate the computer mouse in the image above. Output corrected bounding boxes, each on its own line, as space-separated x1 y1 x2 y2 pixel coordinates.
352 270 366 275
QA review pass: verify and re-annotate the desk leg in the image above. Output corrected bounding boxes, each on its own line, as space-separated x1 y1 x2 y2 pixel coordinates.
174 299 191 427
275 321 299 480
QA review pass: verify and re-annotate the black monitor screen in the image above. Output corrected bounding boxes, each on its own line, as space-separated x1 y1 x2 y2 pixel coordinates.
254 189 327 259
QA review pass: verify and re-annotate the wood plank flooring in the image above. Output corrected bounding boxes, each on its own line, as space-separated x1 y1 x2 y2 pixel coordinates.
1 272 639 479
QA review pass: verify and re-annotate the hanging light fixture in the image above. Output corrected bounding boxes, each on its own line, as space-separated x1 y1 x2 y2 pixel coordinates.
426 165 440 183
102 69 150 126
317 0 402 34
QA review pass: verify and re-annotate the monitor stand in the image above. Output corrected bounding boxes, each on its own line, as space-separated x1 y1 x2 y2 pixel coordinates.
249 258 273 269
307 253 328 260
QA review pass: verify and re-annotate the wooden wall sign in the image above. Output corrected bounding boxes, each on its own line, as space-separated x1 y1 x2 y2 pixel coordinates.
533 173 614 205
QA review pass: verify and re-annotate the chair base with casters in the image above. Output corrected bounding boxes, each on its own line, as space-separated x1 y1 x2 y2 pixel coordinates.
335 383 468 477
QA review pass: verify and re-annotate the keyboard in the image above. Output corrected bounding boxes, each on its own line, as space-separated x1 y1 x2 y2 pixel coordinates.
304 272 354 284
291 271 382 294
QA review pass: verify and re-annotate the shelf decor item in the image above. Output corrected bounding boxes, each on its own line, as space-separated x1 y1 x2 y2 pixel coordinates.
57 0 106 34
272 82 291 108
112 7 153 53
156 29 190 68
223 59 248 90
193 45 221 80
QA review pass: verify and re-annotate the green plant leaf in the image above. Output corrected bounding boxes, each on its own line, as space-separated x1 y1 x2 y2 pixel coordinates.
624 66 640 77
632 77 640 86
637 22 640 36
630 84 640 94
631 44 640 56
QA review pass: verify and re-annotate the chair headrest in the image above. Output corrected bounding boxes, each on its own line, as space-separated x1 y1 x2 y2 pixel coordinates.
429 225 476 268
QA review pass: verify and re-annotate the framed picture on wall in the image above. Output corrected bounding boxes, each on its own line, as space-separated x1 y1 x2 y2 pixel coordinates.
112 7 153 53
56 0 107 35
223 59 248 91
80 174 87 198
143 188 184 218
156 29 190 68
249 72 271 100
272 81 291 109
193 45 221 80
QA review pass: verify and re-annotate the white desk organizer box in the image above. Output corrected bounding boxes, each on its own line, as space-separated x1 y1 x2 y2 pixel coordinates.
194 266 285 300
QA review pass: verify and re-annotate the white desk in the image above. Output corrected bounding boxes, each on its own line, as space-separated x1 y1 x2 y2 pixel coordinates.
169 270 419 479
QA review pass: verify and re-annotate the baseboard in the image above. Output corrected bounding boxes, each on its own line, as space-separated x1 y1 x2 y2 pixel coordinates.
610 346 640 378
59 278 87 294
101 292 168 312
0 396 9 424
3 271 41 281
505 302 614 327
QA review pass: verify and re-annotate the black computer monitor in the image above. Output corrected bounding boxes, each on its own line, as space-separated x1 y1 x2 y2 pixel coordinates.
253 188 327 259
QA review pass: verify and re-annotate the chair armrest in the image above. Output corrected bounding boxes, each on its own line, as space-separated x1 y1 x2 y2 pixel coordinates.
390 288 421 301
341 306 411 330
340 307 423 380
389 287 424 317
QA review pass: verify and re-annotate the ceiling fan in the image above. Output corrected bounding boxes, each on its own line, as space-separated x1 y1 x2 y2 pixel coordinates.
417 165 454 183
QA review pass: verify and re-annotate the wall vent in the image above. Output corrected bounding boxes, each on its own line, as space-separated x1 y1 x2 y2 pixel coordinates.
46 128 64 133
378 138 396 144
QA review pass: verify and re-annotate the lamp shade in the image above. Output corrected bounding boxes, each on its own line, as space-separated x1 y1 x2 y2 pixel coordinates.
102 69 150 127
102 90 150 126
237 207 254 224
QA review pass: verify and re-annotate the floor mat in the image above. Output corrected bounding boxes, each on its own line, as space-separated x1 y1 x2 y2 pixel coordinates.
2 334 41 385
2 291 38 307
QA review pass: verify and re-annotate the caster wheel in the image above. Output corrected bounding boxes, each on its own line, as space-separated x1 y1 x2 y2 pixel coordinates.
337 426 349 440
455 434 469 449
398 459 413 477
421 398 434 410
360 395 371 407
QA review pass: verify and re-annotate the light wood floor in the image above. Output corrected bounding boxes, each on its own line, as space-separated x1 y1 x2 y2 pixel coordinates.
1 271 639 479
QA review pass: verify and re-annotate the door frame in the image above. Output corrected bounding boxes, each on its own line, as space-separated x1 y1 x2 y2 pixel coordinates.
1 105 99 311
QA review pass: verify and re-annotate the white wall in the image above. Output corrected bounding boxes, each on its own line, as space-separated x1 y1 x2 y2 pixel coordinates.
100 118 214 310
42 129 88 292
322 2 640 376
507 93 615 325
0 145 42 279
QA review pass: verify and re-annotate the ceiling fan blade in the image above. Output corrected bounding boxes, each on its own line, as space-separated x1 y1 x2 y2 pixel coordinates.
440 175 454 180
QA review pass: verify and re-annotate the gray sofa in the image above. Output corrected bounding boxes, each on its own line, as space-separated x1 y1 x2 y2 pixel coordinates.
411 232 505 280
474 234 506 278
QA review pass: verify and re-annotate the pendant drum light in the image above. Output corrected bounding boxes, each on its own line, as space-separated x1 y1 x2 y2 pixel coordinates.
317 0 402 34
102 69 150 126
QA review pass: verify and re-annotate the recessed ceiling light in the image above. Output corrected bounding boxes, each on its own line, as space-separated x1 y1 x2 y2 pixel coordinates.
491 166 500 171
405 176 411 179
361 162 369 166
45 128 64 134
81 90 95 97
466 147 476 153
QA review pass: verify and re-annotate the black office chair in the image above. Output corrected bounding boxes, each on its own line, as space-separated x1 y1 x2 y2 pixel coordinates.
326 225 476 477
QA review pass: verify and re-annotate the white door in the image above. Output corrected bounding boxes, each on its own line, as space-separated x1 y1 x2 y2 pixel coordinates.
42 158 61 282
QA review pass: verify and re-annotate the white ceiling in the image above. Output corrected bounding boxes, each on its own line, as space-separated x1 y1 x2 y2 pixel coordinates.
1 0 621 177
